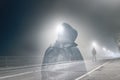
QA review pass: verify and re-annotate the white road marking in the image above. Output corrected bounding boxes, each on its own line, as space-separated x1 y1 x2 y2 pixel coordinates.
0 70 42 79
75 62 109 80
0 61 109 80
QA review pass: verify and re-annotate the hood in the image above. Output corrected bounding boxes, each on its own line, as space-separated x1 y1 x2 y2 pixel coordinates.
57 23 78 43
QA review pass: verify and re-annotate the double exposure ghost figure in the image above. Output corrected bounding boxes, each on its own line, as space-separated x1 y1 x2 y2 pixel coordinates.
42 23 86 80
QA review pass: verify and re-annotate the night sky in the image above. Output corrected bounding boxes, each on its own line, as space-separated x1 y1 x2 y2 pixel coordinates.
1 0 119 56
1 0 54 56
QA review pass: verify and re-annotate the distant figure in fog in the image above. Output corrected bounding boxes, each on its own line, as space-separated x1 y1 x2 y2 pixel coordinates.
92 48 97 62
41 23 86 80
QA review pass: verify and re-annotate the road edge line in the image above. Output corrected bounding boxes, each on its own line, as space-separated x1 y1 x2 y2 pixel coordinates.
75 62 109 80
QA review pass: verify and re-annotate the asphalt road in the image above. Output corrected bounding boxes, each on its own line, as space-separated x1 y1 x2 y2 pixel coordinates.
0 66 42 80
0 58 117 80
0 61 86 80
77 58 120 80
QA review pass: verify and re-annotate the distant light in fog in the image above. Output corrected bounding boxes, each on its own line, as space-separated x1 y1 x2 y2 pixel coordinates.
92 42 97 48
103 47 106 51
56 24 64 34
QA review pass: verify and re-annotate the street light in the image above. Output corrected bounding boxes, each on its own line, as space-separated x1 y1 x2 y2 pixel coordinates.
56 24 64 34
103 47 107 51
92 42 97 48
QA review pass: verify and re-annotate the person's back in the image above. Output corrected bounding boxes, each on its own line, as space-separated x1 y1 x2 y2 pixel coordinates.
92 48 97 62
43 41 84 64
41 23 86 80
92 48 96 56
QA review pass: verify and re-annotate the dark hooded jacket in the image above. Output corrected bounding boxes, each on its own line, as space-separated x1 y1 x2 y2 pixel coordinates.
42 23 86 80
43 23 84 64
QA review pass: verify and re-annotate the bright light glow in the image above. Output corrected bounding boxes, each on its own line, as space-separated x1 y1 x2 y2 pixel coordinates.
56 24 64 34
103 47 106 51
92 42 97 47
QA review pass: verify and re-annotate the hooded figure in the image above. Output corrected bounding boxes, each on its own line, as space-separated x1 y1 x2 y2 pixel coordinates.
92 48 97 62
41 23 86 80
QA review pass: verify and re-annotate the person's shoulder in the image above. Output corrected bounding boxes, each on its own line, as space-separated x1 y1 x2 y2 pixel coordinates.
45 44 56 54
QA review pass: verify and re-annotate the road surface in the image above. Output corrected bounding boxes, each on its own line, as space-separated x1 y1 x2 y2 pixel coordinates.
0 58 119 80
76 58 120 80
0 61 86 80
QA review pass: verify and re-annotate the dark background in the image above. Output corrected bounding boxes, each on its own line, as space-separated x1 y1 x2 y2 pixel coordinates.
1 0 119 56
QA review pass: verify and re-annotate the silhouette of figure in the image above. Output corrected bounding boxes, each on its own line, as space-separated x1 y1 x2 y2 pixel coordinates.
41 23 86 80
92 48 97 62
